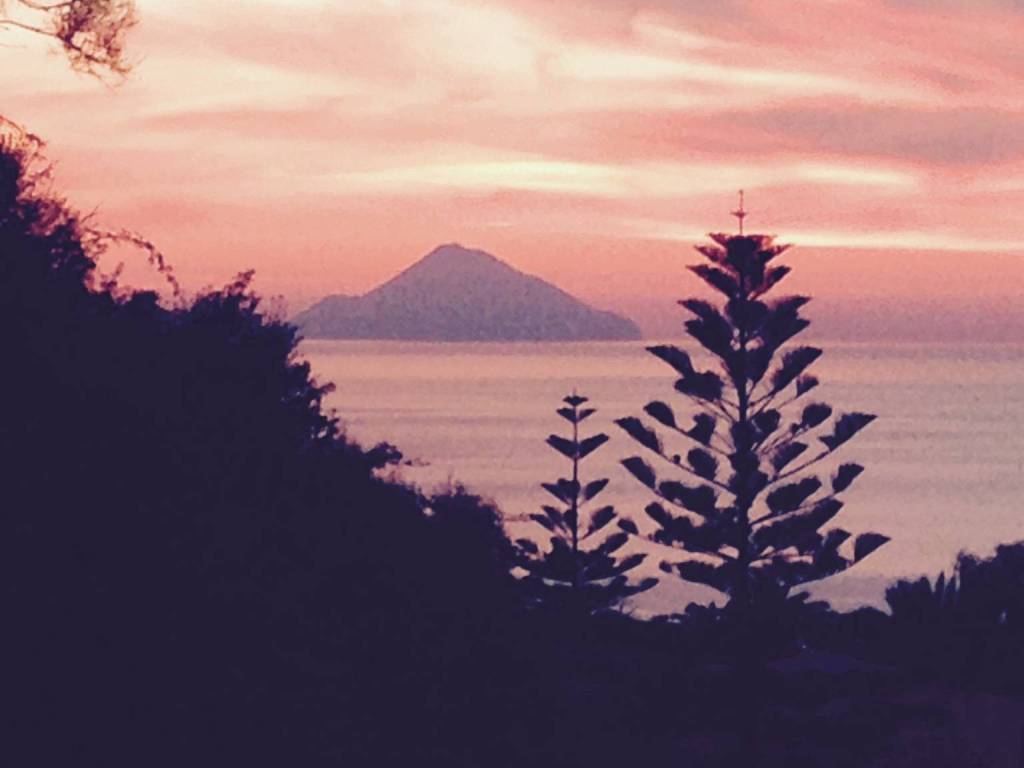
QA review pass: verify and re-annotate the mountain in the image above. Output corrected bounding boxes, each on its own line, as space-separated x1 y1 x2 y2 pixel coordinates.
293 244 642 341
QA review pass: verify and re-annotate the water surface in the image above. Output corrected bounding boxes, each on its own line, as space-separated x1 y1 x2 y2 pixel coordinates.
303 339 1024 611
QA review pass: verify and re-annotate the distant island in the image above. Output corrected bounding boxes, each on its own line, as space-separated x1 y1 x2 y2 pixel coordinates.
293 243 642 341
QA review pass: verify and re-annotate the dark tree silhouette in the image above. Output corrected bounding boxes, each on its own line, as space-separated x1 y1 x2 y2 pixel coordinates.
616 217 888 616
0 0 136 76
887 543 1024 632
0 122 533 768
517 393 656 614
883 542 1024 688
886 571 961 626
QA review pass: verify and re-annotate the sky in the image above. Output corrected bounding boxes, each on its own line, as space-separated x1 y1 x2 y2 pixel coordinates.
1 0 1023 339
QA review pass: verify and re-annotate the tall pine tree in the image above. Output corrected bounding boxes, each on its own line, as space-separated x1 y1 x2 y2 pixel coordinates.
616 203 888 614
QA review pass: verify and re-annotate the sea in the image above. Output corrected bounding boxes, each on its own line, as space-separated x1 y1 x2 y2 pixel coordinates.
302 339 1024 613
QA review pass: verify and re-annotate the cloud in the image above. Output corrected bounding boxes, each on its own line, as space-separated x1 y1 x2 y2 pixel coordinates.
693 104 1024 166
0 0 1021 337
325 155 918 201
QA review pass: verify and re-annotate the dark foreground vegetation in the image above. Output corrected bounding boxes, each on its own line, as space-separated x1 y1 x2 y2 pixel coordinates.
4 128 1024 768
3 3 1023 766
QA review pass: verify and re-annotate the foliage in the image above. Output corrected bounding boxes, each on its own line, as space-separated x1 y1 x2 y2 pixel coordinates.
0 125 530 767
617 228 888 613
886 572 962 626
885 543 1024 688
887 542 1024 633
0 0 137 77
517 393 656 614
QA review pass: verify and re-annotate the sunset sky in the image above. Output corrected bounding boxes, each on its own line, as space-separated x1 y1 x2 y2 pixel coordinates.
2 0 1022 338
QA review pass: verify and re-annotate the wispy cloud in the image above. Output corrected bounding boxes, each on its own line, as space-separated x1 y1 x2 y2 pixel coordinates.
0 0 1020 323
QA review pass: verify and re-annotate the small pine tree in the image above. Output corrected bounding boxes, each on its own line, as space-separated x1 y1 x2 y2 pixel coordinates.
517 393 657 614
616 214 888 614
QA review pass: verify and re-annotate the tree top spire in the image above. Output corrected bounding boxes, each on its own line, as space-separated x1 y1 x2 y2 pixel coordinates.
731 189 747 235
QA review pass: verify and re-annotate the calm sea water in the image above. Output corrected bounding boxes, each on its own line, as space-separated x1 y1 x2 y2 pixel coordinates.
302 340 1024 612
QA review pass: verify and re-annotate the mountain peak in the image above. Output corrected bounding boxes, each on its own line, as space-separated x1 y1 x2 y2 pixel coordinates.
418 242 506 269
429 242 471 255
294 243 641 342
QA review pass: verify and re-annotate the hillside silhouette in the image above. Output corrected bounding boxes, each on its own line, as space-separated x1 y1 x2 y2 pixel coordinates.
294 243 642 341
0 134 530 767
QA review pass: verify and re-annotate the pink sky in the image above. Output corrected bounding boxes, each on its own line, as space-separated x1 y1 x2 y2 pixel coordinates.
2 0 1023 338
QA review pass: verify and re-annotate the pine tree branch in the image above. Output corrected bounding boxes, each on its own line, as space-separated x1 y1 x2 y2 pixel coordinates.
757 422 817 458
679 391 737 422
649 539 736 563
751 387 791 417
659 421 732 458
764 449 832 488
751 550 811 565
646 444 734 494
749 493 834 527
